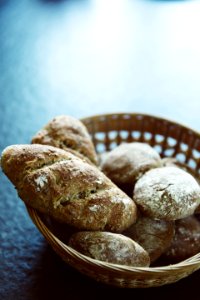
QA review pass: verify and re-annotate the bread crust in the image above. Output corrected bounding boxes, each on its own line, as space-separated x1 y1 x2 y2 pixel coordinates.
68 231 150 267
1 144 137 232
123 215 174 263
101 142 162 186
31 115 98 165
161 216 200 263
133 167 200 220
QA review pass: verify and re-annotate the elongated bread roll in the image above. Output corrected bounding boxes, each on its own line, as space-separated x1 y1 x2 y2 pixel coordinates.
68 231 150 267
31 115 98 165
1 144 137 232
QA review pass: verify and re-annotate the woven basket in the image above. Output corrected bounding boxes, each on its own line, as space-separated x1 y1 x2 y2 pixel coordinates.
27 113 200 288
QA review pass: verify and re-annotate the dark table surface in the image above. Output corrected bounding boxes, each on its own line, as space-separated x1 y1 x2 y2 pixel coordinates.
1 0 200 299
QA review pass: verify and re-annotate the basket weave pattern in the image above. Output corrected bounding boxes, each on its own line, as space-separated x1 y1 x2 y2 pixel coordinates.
27 113 200 288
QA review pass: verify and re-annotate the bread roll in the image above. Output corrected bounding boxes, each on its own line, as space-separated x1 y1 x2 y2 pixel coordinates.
161 216 200 263
161 158 200 216
133 166 200 220
31 115 98 165
123 215 174 263
101 142 162 192
68 231 150 267
1 144 137 232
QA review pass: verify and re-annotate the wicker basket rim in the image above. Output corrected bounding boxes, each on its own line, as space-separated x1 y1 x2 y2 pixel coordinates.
80 112 200 138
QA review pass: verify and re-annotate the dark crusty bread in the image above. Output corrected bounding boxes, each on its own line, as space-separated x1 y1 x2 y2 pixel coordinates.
101 142 162 189
133 166 200 220
68 231 150 267
161 216 200 263
123 215 174 263
1 144 137 232
31 115 98 165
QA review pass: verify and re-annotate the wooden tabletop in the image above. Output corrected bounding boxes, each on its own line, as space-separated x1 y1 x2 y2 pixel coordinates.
1 0 200 299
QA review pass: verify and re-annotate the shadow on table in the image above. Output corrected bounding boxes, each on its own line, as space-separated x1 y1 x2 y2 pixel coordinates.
24 243 200 300
24 244 111 300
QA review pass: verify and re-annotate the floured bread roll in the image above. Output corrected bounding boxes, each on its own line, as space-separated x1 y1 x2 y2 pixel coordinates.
161 158 200 216
68 231 150 267
123 215 174 263
31 115 98 165
1 144 137 232
101 142 162 194
133 167 200 220
161 216 200 263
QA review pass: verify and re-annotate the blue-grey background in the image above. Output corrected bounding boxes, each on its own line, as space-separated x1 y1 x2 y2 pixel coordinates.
1 0 200 299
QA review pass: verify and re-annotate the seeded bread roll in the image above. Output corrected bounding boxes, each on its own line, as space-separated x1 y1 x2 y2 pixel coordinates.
101 142 162 193
31 115 98 165
68 231 150 267
133 166 200 220
161 216 200 263
123 215 174 263
1 144 137 232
